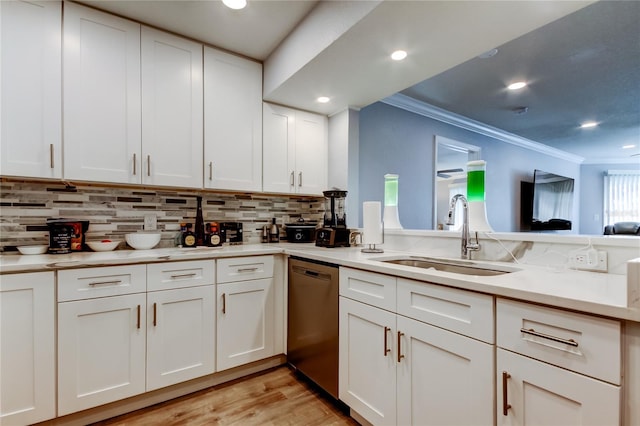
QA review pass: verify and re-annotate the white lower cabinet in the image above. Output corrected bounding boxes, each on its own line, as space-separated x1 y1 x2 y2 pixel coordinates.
496 298 622 425
216 256 276 371
57 292 147 415
0 272 56 425
339 296 397 424
396 315 494 426
339 267 494 426
146 285 215 391
497 349 619 425
57 261 216 415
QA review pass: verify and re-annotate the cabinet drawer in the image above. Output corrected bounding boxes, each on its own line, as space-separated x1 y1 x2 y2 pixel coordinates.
217 256 274 283
339 267 396 311
147 260 214 291
496 298 621 384
397 278 494 343
58 265 146 302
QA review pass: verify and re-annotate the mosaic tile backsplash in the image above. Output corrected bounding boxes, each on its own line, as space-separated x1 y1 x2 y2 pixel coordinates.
0 179 324 251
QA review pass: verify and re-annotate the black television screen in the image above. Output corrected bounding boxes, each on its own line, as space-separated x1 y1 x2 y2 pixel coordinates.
528 169 575 230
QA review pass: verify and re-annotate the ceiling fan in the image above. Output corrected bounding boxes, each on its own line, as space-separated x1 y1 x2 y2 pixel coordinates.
437 168 464 179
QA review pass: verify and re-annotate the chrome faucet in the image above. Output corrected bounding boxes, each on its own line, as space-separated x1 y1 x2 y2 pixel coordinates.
446 194 480 259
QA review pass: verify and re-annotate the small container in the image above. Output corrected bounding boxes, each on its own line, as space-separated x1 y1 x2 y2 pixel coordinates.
207 222 222 247
182 223 197 247
261 225 269 243
269 218 280 243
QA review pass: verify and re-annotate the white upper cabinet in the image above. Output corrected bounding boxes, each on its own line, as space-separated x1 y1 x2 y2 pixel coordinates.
63 3 141 184
204 47 262 191
141 27 203 188
0 0 62 179
263 103 327 195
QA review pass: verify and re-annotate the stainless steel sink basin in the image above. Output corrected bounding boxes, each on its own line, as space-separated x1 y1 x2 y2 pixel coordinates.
376 256 516 276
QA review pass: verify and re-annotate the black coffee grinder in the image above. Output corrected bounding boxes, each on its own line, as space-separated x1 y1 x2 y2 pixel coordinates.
316 190 350 247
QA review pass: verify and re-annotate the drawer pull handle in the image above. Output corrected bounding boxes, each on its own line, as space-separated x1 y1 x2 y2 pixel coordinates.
290 171 295 186
170 273 197 279
88 280 122 286
50 144 55 169
209 161 213 181
153 302 158 327
237 267 258 273
520 328 579 347
383 326 391 356
147 155 151 177
298 171 302 187
397 331 405 363
222 293 226 314
502 371 511 416
136 305 141 329
133 153 137 175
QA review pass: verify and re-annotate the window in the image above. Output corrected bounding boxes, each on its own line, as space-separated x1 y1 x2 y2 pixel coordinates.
603 170 640 225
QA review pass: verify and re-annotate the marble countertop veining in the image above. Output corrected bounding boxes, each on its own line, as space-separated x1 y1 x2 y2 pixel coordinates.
1 243 638 322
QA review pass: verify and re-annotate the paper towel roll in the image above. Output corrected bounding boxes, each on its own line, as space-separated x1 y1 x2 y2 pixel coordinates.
363 201 383 245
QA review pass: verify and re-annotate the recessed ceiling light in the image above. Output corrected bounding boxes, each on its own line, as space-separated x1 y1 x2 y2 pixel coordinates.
507 81 527 90
622 144 636 149
580 121 598 129
391 50 407 61
222 0 247 10
317 96 330 103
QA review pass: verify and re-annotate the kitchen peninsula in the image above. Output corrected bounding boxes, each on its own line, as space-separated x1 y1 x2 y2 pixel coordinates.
1 231 639 425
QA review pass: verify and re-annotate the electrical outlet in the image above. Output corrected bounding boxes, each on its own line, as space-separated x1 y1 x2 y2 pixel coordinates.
570 249 607 272
144 214 157 231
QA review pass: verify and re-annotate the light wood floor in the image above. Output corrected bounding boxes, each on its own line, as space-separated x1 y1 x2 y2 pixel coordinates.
92 366 359 426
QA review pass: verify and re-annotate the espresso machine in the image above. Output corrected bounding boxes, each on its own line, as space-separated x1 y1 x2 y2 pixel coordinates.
316 190 350 247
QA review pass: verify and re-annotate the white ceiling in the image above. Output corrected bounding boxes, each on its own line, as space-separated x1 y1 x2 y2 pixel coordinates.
74 0 634 163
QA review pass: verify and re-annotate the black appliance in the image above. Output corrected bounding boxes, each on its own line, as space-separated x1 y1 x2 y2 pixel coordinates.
316 190 350 247
284 219 317 243
219 222 243 244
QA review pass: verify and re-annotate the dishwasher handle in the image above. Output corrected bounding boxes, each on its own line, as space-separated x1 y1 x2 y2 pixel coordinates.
292 265 332 281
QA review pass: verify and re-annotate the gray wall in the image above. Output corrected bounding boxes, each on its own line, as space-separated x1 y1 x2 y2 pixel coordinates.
358 102 582 233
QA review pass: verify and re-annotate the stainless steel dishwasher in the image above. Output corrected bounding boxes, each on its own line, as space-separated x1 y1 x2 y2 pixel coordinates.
287 257 339 399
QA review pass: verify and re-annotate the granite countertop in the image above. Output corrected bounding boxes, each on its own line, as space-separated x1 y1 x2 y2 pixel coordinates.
1 243 638 322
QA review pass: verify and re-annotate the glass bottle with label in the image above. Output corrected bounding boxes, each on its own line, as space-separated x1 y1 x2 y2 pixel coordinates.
182 223 197 247
208 222 222 247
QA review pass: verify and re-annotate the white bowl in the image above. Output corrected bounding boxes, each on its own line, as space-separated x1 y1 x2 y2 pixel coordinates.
86 240 120 252
125 233 161 250
17 245 49 255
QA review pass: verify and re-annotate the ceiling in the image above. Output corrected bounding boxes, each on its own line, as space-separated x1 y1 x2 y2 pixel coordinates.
401 0 640 164
75 0 638 164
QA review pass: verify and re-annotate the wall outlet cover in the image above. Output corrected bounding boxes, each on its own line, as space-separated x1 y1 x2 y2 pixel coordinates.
144 214 157 231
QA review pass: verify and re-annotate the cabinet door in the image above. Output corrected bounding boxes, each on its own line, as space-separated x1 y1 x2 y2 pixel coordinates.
295 110 327 195
141 26 203 188
204 47 262 191
339 297 396 425
63 2 141 184
217 278 275 371
58 294 146 415
262 103 295 193
497 348 620 426
0 272 55 425
0 0 61 179
396 316 494 426
146 286 215 391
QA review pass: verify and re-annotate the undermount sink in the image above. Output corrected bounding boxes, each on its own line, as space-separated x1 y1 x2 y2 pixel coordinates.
376 256 517 276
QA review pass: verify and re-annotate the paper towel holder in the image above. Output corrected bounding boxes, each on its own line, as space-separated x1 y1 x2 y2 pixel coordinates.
361 222 384 253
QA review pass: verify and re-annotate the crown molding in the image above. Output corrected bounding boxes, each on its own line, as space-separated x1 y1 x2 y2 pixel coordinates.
381 93 585 164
